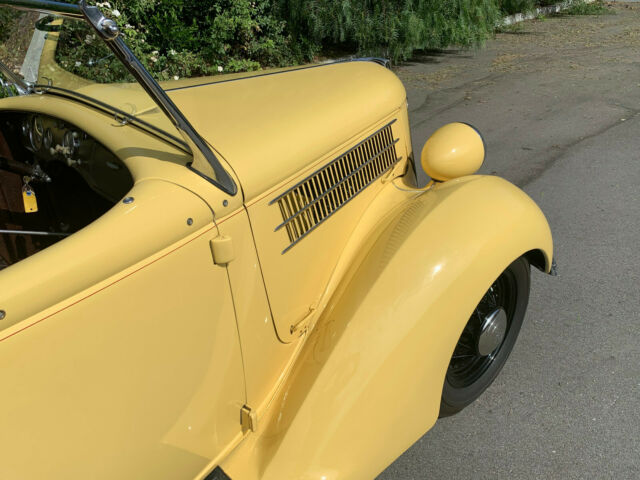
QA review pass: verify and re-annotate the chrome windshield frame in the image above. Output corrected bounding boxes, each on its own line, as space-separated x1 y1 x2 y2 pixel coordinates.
0 61 32 95
0 0 238 196
1 0 82 18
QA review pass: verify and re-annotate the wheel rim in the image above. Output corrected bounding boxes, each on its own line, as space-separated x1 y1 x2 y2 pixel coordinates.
446 269 518 389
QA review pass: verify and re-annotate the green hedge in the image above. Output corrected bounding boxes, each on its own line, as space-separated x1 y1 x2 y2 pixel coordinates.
109 0 301 76
92 0 504 75
0 0 561 82
278 0 501 61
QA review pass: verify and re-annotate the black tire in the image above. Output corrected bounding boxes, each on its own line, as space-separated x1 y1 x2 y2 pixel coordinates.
439 257 530 417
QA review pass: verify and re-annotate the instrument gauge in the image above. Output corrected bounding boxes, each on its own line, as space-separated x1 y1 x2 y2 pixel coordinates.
63 130 81 158
30 116 44 150
43 128 53 150
21 118 30 139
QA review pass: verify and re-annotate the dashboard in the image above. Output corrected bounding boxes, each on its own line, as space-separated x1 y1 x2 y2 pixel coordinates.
9 113 132 202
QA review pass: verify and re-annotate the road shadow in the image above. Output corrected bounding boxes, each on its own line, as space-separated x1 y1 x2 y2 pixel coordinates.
400 48 474 67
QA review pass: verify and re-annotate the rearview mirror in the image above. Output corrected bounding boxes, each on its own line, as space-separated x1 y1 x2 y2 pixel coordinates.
421 122 485 181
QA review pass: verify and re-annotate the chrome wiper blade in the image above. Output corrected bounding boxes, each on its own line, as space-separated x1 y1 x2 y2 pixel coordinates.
0 61 32 95
0 0 82 18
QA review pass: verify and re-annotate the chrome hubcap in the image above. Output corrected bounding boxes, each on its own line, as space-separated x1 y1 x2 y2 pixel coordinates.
477 308 507 356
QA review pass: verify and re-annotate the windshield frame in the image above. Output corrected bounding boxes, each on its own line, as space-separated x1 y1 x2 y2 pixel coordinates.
0 0 238 196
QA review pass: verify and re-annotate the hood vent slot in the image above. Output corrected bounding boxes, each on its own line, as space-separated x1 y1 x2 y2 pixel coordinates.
272 119 400 254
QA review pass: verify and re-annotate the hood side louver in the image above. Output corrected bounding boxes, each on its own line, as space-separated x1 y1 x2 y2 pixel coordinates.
271 119 401 254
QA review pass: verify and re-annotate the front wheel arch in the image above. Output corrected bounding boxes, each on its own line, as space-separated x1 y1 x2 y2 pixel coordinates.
525 248 548 273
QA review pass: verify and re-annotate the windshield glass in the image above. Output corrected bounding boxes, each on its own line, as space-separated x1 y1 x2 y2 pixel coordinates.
0 6 185 147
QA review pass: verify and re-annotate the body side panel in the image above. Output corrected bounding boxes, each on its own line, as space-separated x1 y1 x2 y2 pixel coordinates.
246 111 410 343
0 217 246 479
170 61 406 200
214 208 302 413
221 175 553 479
0 179 212 331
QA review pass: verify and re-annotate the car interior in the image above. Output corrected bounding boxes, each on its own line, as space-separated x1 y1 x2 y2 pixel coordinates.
0 112 133 270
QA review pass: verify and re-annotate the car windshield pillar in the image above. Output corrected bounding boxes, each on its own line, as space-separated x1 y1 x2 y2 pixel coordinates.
0 60 32 95
0 0 238 196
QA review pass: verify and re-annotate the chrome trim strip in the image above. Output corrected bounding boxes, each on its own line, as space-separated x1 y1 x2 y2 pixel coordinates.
36 87 190 151
164 57 391 93
0 229 70 237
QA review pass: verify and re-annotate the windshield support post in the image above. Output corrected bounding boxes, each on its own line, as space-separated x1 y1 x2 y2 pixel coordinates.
0 61 32 95
78 1 238 196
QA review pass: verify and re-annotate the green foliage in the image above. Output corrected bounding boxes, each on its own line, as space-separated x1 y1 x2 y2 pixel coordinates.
499 0 536 15
55 20 133 83
0 78 18 99
0 9 18 41
8 0 602 83
565 0 611 15
56 0 302 82
53 0 509 79
113 0 299 78
278 0 503 62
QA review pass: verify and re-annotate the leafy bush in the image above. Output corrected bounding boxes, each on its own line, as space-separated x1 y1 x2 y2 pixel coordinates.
106 0 300 80
54 0 304 83
0 10 21 98
565 0 611 15
278 0 503 62
55 18 133 83
5 0 588 83
0 9 18 41
499 0 536 15
53 0 507 81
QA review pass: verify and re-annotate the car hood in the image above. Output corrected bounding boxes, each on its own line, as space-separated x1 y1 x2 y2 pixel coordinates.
167 61 406 201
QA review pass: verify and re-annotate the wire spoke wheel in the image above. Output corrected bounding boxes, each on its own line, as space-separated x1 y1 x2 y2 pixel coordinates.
440 257 531 417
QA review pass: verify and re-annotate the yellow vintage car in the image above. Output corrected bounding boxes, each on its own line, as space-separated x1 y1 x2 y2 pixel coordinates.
0 1 555 479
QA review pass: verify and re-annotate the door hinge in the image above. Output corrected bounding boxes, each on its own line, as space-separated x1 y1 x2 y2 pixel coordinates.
210 235 235 265
240 405 257 433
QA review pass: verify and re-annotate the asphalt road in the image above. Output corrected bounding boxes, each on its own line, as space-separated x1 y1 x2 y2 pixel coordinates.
380 4 640 479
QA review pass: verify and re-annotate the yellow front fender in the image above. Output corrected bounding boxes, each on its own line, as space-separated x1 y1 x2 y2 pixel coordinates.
220 175 553 480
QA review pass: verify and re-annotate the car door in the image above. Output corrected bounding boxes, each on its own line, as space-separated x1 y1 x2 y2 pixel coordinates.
0 179 245 480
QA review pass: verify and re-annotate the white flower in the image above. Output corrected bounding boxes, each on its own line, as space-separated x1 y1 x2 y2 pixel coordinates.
173 75 179 81
96 2 111 8
85 34 94 44
217 65 223 73
125 23 133 30
75 61 82 67
152 50 159 56
112 9 121 17
140 39 145 43
169 49 177 56
150 56 158 63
